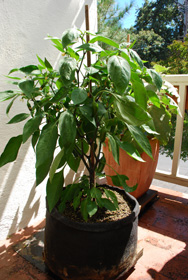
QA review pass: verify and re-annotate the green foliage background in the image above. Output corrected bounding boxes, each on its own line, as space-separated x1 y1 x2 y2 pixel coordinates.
97 0 188 162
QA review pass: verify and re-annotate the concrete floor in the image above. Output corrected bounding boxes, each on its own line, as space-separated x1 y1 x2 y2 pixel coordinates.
152 178 188 194
0 185 188 280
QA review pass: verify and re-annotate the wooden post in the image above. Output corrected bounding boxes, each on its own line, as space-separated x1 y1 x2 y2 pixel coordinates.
85 5 91 67
127 34 130 47
85 5 92 93
85 5 95 188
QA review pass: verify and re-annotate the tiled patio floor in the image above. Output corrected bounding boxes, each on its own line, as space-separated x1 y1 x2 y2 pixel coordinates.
0 185 188 280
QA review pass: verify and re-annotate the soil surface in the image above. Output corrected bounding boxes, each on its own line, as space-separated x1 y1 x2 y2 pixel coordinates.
63 191 133 224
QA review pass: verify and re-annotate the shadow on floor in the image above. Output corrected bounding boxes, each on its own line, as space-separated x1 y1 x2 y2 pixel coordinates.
139 189 188 279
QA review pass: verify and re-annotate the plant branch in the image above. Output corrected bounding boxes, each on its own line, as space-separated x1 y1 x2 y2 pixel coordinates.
74 144 90 172
77 51 86 87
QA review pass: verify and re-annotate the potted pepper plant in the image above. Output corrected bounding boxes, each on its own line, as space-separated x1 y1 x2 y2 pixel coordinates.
0 28 179 279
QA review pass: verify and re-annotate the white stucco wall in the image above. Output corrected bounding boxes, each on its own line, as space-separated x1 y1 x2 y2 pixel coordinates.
0 0 97 240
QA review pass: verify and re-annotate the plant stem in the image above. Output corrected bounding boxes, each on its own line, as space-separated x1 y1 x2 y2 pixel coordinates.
89 142 96 189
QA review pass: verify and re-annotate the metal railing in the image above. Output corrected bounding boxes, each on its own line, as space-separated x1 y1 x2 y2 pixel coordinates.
154 74 188 187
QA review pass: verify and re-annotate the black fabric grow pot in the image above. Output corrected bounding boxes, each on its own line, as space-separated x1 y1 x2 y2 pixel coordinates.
44 186 140 280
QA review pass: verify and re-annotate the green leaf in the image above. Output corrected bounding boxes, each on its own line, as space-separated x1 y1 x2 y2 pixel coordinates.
111 174 128 186
129 49 144 69
51 87 68 103
132 80 147 110
101 198 116 211
82 122 96 141
67 153 81 173
5 75 21 80
37 55 46 68
120 49 131 63
58 184 77 213
32 130 40 150
49 148 65 182
146 90 160 108
96 154 106 173
47 170 64 212
67 47 79 60
89 35 119 48
62 28 80 49
114 95 151 126
153 64 169 73
129 40 136 49
91 188 103 208
107 56 131 94
111 174 138 193
19 80 34 98
0 135 22 167
7 113 30 124
57 151 67 169
100 50 114 58
77 43 103 53
127 124 153 158
79 104 96 126
36 123 58 185
81 199 88 221
8 68 19 74
6 96 18 115
91 187 102 198
73 191 82 210
142 123 159 135
147 69 162 91
45 35 64 52
86 66 99 75
19 65 38 74
98 102 107 116
149 105 171 145
87 200 98 217
71 88 88 105
59 57 77 85
0 91 17 102
119 141 145 162
59 111 76 148
65 184 80 202
23 115 43 143
76 138 89 154
104 189 118 208
44 58 53 70
107 133 119 164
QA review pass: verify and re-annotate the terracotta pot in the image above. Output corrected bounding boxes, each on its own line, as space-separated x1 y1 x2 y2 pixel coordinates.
103 139 159 199
44 186 139 280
